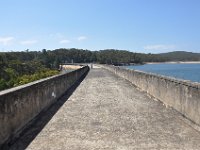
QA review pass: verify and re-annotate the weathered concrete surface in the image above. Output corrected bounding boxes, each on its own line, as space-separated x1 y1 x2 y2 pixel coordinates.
27 67 200 150
102 65 200 128
0 66 89 147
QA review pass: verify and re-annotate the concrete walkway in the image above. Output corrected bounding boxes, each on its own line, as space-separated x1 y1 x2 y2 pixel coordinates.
27 67 200 150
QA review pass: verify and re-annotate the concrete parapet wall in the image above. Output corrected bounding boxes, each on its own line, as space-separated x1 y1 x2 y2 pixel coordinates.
102 65 200 126
0 66 89 146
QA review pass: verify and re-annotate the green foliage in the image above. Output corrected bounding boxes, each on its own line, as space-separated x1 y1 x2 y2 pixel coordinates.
0 48 200 91
0 56 59 91
15 69 59 86
0 79 8 91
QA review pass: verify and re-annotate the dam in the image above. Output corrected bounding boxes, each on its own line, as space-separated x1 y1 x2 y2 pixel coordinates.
1 65 200 149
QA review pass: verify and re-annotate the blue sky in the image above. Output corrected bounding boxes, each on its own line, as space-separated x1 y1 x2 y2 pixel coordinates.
0 0 200 53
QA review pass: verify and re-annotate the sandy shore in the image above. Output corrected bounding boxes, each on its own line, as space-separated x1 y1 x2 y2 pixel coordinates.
60 65 82 69
146 61 200 64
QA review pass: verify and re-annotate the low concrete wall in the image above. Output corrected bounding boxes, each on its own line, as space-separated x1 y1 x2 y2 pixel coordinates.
102 65 200 126
0 66 89 146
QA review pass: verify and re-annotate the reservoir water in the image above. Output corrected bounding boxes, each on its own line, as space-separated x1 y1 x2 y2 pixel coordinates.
125 63 200 83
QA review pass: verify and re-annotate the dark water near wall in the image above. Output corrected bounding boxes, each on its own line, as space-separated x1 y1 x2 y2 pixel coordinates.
125 63 200 83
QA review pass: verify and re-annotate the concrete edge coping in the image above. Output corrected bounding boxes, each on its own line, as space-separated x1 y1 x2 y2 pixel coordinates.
109 65 200 89
0 65 88 96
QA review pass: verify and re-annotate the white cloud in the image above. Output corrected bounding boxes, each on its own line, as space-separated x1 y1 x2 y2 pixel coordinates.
0 37 14 45
77 36 87 41
144 44 176 50
50 33 64 39
59 39 71 44
20 40 38 45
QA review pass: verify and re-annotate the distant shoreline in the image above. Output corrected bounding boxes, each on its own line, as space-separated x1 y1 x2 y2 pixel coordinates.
146 61 200 64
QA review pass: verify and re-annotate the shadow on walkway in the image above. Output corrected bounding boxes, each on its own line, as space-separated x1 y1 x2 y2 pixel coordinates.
5 71 89 150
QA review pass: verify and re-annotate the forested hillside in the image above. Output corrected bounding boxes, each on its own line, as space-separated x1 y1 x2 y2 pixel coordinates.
0 49 59 91
158 51 200 61
1 48 200 91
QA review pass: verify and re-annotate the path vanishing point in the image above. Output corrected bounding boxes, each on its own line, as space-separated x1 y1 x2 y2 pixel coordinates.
10 65 200 150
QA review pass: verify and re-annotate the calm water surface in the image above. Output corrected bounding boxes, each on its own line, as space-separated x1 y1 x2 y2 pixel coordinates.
125 63 200 83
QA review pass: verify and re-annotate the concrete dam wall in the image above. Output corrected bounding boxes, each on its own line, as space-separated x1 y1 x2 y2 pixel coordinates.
102 65 200 127
0 66 89 146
